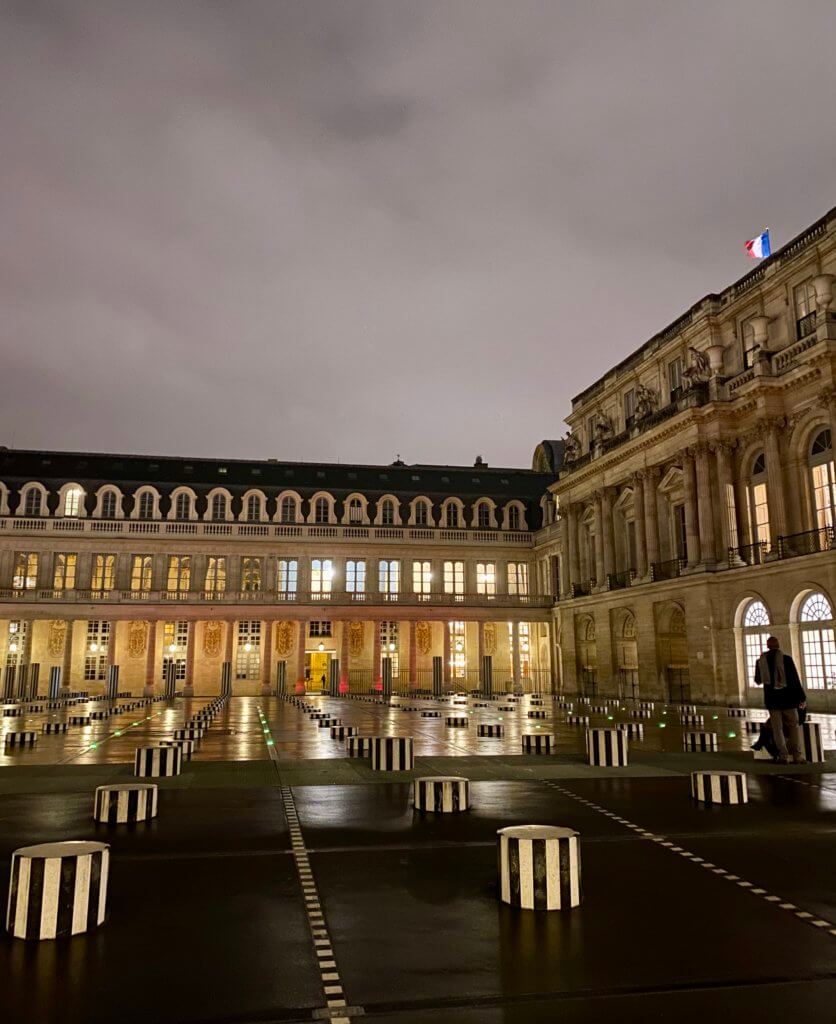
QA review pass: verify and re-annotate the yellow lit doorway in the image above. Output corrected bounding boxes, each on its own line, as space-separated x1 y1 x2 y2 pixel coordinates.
306 651 331 691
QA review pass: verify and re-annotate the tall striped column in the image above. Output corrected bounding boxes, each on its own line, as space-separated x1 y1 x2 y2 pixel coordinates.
48 666 61 699
295 621 306 694
432 656 442 697
329 657 340 697
260 620 272 696
164 661 176 699
28 663 40 699
340 621 350 693
3 665 15 700
381 657 393 697
106 665 119 701
443 622 452 690
60 619 75 696
481 655 493 697
220 661 232 697
16 664 29 701
144 620 157 697
183 621 196 697
408 620 417 691
276 660 287 696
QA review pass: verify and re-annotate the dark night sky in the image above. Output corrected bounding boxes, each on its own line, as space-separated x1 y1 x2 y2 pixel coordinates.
2 1 835 468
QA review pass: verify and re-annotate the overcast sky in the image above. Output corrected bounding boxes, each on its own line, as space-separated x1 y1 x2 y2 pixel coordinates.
2 2 835 469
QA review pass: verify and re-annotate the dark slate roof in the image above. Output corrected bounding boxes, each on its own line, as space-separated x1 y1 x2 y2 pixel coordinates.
0 447 552 523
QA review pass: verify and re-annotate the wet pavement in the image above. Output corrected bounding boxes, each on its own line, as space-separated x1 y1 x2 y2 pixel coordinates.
1 693 835 1022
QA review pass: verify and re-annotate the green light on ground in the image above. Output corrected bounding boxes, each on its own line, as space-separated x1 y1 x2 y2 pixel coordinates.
132 721 140 725
728 731 737 738
266 739 274 746
114 730 122 736
712 714 719 720
607 715 614 721
658 723 666 729
90 742 98 749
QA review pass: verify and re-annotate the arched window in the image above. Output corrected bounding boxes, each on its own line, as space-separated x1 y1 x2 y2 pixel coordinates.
100 491 118 519
476 501 491 528
174 492 192 520
210 493 228 521
380 499 395 525
245 494 261 522
413 499 430 527
348 498 363 524
138 491 155 519
63 486 84 517
314 497 330 524
23 488 42 517
746 452 770 551
444 503 460 529
508 504 521 530
810 429 835 534
741 599 771 687
280 496 297 524
800 593 836 690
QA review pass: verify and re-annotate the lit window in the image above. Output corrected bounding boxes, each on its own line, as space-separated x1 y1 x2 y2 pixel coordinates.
241 557 262 592
449 620 466 679
746 452 770 548
12 552 38 590
205 556 227 595
84 620 110 680
5 620 27 667
741 600 770 688
91 554 116 593
161 621 188 682
309 621 332 638
412 560 432 600
476 562 496 598
379 559 400 601
794 280 817 339
380 620 399 676
507 562 529 597
130 555 153 593
800 593 836 691
810 429 835 532
277 559 298 597
53 553 77 591
443 560 465 601
235 620 261 680
346 559 366 594
508 622 531 677
63 486 83 517
166 555 191 595
311 558 333 600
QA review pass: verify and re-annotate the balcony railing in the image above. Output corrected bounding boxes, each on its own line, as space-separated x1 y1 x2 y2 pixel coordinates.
0 588 554 610
777 527 835 560
796 311 817 340
650 558 685 582
728 541 768 568
607 569 635 590
0 517 533 547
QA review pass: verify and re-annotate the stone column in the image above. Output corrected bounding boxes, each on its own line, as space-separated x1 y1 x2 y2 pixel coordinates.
106 623 117 667
682 450 701 567
183 621 197 696
764 419 788 548
372 620 382 690
511 623 522 690
60 619 76 695
601 488 616 581
715 442 740 564
644 468 661 571
144 620 157 696
593 491 605 588
260 620 272 696
694 443 716 567
340 621 350 691
631 473 647 577
442 621 452 687
295 621 306 693
408 620 417 690
567 505 581 594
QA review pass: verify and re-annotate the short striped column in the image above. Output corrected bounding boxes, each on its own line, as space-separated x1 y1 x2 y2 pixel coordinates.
94 783 158 824
370 736 413 771
159 738 194 760
431 656 442 697
691 771 748 804
5 731 37 748
527 710 547 719
346 736 373 758
618 722 644 741
446 716 469 727
3 707 23 718
317 717 338 728
683 732 719 752
106 665 119 701
421 710 441 718
478 723 505 737
497 825 582 910
6 841 109 940
567 714 589 726
42 722 69 735
134 745 182 777
413 776 470 813
497 704 516 712
48 666 61 699
330 724 357 739
69 715 91 726
680 714 704 727
587 728 628 766
630 709 652 719
173 726 204 740
727 708 747 717
801 722 825 763
522 733 555 754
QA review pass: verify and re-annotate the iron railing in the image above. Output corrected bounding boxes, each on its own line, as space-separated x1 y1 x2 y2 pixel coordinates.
777 526 834 560
728 541 768 568
650 558 686 582
607 569 635 591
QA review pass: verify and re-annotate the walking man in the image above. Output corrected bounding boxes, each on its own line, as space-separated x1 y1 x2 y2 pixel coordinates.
754 636 807 764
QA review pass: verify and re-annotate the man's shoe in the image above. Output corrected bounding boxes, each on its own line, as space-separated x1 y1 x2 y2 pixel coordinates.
793 756 808 765
778 755 791 764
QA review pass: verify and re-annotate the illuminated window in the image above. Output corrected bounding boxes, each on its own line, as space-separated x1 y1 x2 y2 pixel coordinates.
810 430 835 532
311 559 333 600
800 593 836 691
741 600 770 688
138 491 155 519
746 453 770 547
379 559 400 601
277 559 298 597
53 553 77 591
412 560 432 600
508 622 531 677
443 560 464 601
84 620 110 680
161 621 188 682
380 620 399 676
449 620 466 679
476 561 496 598
23 489 42 516
210 493 228 521
280 496 297 523
309 621 332 638
235 620 261 680
205 556 227 595
12 552 38 590
166 555 191 595
63 486 83 517
507 562 529 596
347 498 363 524
130 555 153 593
5 620 27 668
346 559 366 594
476 502 491 528
91 554 116 593
241 557 262 592
101 491 118 519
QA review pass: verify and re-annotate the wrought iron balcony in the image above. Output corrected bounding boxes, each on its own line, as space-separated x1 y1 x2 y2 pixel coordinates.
606 569 635 590
650 558 685 582
728 542 768 568
777 527 835 560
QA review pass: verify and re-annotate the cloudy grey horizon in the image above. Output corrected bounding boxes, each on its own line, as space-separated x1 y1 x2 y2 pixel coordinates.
2 1 835 470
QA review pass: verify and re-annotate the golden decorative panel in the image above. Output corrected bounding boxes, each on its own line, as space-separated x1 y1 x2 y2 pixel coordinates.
483 622 497 656
416 621 432 656
204 621 222 658
47 620 66 658
348 621 364 658
128 620 148 658
275 620 295 658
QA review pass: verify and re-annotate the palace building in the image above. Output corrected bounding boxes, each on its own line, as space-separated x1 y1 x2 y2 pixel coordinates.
1 206 835 703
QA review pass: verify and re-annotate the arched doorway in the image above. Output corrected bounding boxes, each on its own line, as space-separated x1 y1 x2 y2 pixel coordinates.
658 604 689 703
575 614 597 697
615 609 639 700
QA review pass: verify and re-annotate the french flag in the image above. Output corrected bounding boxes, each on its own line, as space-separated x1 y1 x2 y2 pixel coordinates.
745 229 771 259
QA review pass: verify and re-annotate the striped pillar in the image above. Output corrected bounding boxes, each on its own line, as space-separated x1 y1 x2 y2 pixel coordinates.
587 728 628 766
60 619 75 696
801 722 824 763
295 621 306 694
183 622 196 697
94 784 158 824
329 657 340 697
408 620 417 691
220 661 232 697
16 664 29 701
134 746 182 778
691 771 748 804
497 825 582 910
48 667 61 699
413 776 470 813
340 621 350 693
481 654 493 697
478 723 505 737
144 620 158 697
6 841 110 940
370 735 413 771
28 663 40 699
3 665 16 700
106 665 119 701
432 656 442 697
276 660 287 696
381 657 393 698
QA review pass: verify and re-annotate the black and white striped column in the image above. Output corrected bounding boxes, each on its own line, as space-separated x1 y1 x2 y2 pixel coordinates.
680 714 704 727
159 738 194 760
527 709 547 719
481 655 493 697
276 660 287 697
691 771 748 804
587 728 628 766
381 657 393 698
3 665 15 700
48 666 61 699
5 731 37 748
370 736 413 771
330 724 357 739
28 663 40 699
173 726 204 740
497 825 582 910
94 783 158 823
801 722 824 763
220 661 232 697
69 714 91 726
164 661 176 700
328 657 339 697
134 745 182 777
683 732 719 752
522 733 554 754
413 776 470 813
6 840 109 940
421 710 441 718
42 722 69 735
106 665 119 701
346 736 373 757
618 722 644 740
478 723 505 737
432 656 442 697
446 716 469 727
16 665 29 701
567 714 589 726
